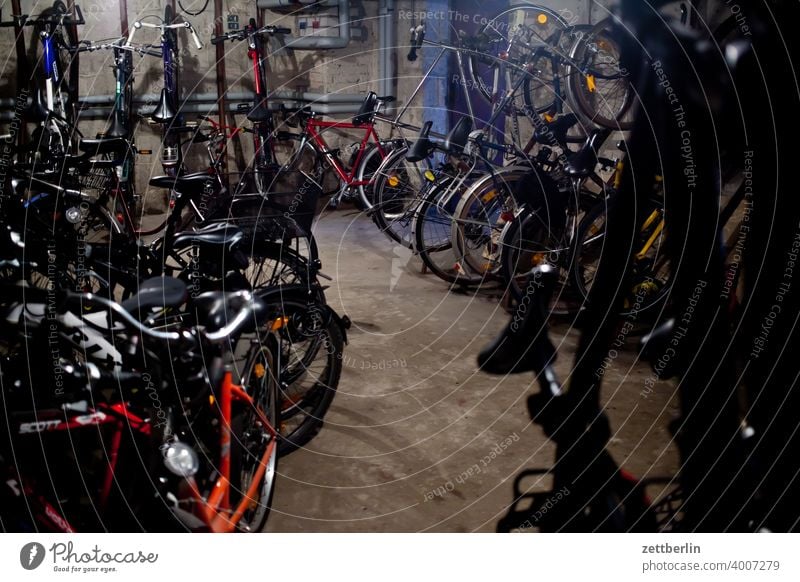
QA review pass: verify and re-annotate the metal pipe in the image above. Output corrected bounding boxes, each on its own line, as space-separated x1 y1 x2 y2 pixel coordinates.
75 101 363 118
258 0 351 50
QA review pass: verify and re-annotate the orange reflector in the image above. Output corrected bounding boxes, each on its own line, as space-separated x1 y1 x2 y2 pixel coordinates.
209 395 215 405
586 75 597 93
254 363 266 379
270 316 289 331
481 190 497 203
537 14 548 24
543 113 554 123
388 175 400 187
138 149 152 155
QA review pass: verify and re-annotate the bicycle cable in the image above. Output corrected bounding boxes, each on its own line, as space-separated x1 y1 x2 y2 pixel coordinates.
178 0 210 17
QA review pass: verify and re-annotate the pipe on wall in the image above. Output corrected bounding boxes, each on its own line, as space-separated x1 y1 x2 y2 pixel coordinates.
257 0 351 50
74 101 363 119
378 0 396 109
68 90 367 108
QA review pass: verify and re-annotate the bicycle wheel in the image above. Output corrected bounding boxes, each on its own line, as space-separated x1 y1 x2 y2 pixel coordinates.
51 1 79 124
254 287 343 455
370 145 428 248
414 177 478 285
467 5 569 110
450 167 528 279
500 202 572 304
572 194 672 316
270 139 323 197
566 18 635 130
354 141 394 210
235 337 280 531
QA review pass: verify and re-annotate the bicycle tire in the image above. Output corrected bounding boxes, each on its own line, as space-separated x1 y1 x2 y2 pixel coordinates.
450 166 529 280
253 286 343 455
565 18 635 130
235 336 280 531
571 194 672 317
370 145 428 248
467 4 570 111
354 141 394 210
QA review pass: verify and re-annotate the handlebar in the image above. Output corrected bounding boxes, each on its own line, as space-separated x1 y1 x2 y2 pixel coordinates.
211 24 291 45
408 25 425 61
0 4 84 28
72 39 161 57
126 18 204 50
62 291 183 342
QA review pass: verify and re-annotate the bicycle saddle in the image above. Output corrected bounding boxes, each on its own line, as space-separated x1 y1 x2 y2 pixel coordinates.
79 137 129 157
149 172 214 194
151 88 177 124
246 99 272 123
565 129 612 178
443 117 473 154
406 120 434 162
191 290 269 337
351 92 378 126
171 222 245 253
104 113 130 139
120 276 188 314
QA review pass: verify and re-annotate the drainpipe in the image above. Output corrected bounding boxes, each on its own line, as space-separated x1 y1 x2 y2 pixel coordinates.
378 0 396 108
257 0 351 50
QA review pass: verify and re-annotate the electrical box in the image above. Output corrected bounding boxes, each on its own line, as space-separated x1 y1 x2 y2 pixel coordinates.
297 7 339 38
227 14 239 31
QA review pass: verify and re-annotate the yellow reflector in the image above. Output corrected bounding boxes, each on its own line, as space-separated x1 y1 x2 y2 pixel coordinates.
424 170 436 182
537 14 548 24
254 363 266 379
586 75 597 93
388 175 400 187
543 113 554 123
481 190 497 203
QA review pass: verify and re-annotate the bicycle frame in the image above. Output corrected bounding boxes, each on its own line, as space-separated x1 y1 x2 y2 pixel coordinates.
304 118 388 187
186 370 277 533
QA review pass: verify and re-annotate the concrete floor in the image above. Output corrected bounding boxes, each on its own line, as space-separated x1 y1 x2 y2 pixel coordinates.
266 209 680 532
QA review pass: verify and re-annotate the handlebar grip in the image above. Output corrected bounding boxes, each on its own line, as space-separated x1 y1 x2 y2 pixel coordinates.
274 27 291 35
407 25 424 61
188 26 203 49
211 35 225 45
126 23 137 47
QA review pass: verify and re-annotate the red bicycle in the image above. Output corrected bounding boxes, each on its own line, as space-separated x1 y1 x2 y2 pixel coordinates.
276 92 399 209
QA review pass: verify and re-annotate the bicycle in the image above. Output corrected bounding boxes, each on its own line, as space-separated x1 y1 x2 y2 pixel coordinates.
124 6 203 179
211 18 290 195
467 4 635 130
0 275 281 532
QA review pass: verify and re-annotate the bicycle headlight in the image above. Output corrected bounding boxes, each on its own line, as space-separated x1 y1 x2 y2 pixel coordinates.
163 442 200 478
